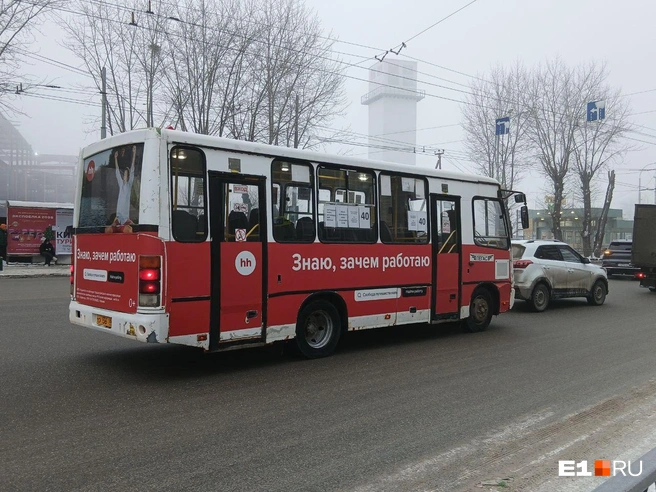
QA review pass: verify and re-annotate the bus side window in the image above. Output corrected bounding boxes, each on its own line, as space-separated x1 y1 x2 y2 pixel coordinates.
379 174 428 244
271 160 315 243
317 166 376 243
170 147 207 243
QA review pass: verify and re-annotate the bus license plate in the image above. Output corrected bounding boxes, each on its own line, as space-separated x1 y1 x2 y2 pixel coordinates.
96 315 112 328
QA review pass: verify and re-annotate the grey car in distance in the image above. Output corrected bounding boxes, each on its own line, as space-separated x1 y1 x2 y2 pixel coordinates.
512 240 608 312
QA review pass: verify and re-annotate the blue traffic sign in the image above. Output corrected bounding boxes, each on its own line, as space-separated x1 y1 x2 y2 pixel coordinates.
495 117 510 136
586 101 606 122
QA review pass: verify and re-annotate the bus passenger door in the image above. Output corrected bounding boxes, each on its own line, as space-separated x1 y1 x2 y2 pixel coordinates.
208 172 267 350
431 196 461 320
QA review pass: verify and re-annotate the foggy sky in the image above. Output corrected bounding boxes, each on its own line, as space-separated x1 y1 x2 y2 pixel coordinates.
11 0 656 214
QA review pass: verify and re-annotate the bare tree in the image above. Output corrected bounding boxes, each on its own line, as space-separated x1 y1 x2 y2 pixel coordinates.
233 0 346 148
163 0 254 135
462 62 531 190
63 1 143 133
0 0 60 109
527 59 584 241
571 68 631 256
61 0 345 145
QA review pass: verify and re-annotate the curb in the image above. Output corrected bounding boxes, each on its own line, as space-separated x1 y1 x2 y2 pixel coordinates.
0 273 70 279
0 268 70 279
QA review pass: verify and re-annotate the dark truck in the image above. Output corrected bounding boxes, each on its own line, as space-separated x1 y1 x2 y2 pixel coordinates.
632 204 656 292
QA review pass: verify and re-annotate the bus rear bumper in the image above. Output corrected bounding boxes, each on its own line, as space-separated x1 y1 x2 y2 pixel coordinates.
69 300 169 344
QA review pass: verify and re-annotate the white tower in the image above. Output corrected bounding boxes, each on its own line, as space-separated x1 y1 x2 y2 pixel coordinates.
361 60 425 165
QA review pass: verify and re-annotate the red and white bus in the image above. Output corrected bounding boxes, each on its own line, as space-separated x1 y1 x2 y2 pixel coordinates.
69 128 527 358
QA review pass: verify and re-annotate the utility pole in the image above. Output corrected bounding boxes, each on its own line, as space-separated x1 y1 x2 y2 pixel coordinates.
434 149 444 169
101 67 107 139
293 94 299 149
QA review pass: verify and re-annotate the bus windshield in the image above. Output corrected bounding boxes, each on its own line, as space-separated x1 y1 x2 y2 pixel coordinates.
78 143 145 232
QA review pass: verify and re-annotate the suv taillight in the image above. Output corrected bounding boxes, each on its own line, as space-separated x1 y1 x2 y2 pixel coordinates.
513 259 533 269
139 256 161 307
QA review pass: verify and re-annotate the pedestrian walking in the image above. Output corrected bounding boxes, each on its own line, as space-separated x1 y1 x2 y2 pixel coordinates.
40 237 56 266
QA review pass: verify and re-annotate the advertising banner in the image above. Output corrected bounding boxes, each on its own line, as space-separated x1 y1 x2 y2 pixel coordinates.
55 209 74 255
6 208 56 255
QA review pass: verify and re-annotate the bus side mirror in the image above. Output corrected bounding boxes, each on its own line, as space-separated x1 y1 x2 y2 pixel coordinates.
514 193 527 204
520 205 529 229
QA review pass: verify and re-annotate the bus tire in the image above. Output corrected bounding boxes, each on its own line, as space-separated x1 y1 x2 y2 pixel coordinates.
295 300 341 359
463 288 493 333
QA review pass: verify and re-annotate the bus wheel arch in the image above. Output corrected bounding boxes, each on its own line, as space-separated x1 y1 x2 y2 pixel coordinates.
463 284 498 333
294 292 346 358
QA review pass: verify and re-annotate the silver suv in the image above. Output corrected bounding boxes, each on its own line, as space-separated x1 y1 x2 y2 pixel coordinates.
512 240 608 312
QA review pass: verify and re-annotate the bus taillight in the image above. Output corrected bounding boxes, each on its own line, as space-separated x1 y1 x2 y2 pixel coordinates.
139 269 160 281
70 265 74 296
139 256 161 307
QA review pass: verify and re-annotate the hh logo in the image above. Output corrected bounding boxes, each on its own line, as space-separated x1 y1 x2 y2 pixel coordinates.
558 460 642 477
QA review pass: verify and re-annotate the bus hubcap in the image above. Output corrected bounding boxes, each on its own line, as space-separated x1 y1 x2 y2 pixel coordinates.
472 297 489 323
305 311 333 349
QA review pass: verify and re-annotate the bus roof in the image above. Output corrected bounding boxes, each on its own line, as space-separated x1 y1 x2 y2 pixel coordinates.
82 128 500 187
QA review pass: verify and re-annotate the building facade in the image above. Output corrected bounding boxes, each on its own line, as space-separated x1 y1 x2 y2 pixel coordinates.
526 208 633 253
0 113 76 221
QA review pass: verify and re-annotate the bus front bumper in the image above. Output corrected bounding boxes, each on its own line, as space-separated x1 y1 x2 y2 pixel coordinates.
69 300 169 344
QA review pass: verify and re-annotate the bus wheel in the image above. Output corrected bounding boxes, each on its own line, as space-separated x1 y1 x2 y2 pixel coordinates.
463 288 493 333
295 300 342 359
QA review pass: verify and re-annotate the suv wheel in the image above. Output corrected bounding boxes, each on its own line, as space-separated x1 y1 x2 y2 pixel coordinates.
530 283 550 312
587 280 606 306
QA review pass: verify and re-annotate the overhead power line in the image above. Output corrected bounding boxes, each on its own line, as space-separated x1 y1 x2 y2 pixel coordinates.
404 0 480 45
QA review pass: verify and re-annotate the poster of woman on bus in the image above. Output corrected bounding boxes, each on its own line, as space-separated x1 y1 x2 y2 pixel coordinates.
79 143 144 232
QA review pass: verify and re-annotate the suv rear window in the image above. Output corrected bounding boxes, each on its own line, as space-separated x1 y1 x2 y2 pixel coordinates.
609 242 632 250
511 244 525 259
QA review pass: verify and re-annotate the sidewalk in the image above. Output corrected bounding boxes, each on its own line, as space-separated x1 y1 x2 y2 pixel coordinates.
0 263 70 279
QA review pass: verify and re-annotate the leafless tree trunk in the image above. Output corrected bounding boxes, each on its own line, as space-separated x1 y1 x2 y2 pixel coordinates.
593 170 616 257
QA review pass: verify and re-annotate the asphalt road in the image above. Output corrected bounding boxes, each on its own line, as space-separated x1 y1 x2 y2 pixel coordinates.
1 277 655 491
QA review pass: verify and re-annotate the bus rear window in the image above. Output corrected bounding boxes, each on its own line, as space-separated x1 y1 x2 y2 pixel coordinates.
79 144 144 232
